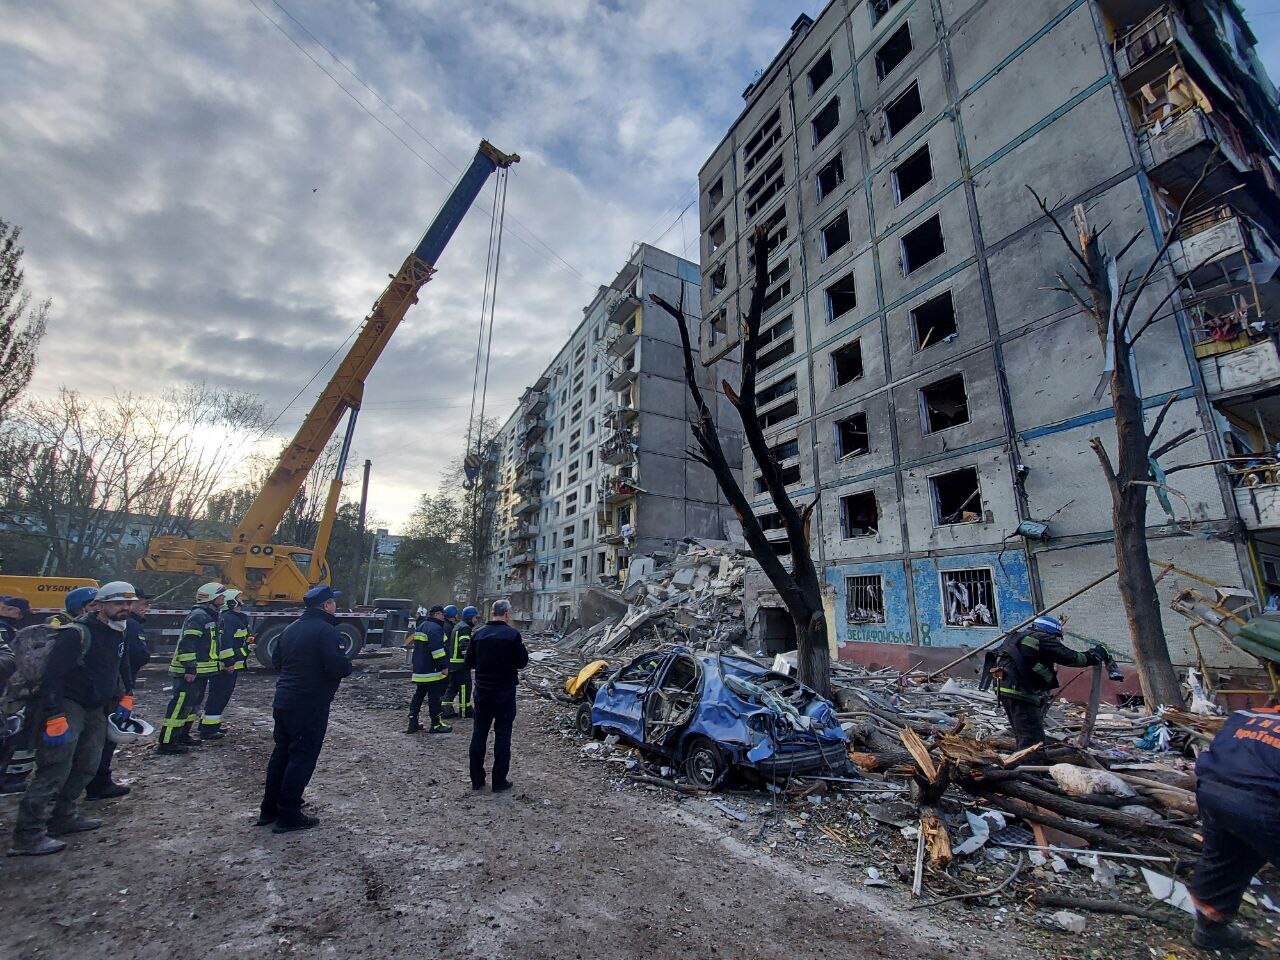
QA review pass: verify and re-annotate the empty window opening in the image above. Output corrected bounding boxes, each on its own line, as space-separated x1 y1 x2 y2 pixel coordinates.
762 279 791 312
841 491 879 538
813 97 841 146
745 155 785 220
770 437 799 463
709 218 726 254
758 334 795 371
710 261 728 296
759 315 793 348
836 412 869 458
831 340 864 387
875 22 913 79
885 82 923 138
942 568 997 627
871 0 903 24
771 539 794 557
707 308 728 346
822 211 850 258
846 575 886 624
892 143 933 203
825 270 857 322
931 466 982 525
747 207 790 272
761 398 799 428
759 511 784 531
755 374 797 408
708 177 724 210
901 214 945 274
817 153 845 200
808 49 834 94
911 290 956 351
743 108 783 174
756 463 802 493
921 373 970 432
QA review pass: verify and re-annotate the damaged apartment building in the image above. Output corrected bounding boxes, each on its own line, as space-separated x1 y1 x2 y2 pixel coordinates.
479 244 742 629
697 0 1280 673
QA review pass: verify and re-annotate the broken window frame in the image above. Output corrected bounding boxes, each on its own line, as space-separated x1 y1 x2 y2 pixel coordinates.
870 0 903 24
755 462 802 493
840 490 879 539
755 373 797 409
874 21 913 80
835 411 869 459
940 567 998 628
708 218 727 254
900 213 945 274
743 107 784 175
910 289 957 351
707 177 724 211
808 49 834 95
846 575 886 624
920 372 970 434
812 96 841 147
816 152 846 201
821 210 851 259
760 398 799 428
929 465 983 525
825 269 857 323
884 81 923 139
831 339 865 388
892 142 933 204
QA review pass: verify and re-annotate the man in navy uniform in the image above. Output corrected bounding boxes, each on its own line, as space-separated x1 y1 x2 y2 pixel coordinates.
406 605 451 734
465 599 528 792
256 585 352 833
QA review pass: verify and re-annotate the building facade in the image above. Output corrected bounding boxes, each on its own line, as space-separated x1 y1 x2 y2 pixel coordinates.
698 0 1280 671
479 243 742 628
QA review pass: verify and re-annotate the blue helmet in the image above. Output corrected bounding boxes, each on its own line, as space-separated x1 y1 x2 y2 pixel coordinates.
1031 615 1063 636
462 605 478 622
65 586 99 616
443 604 459 619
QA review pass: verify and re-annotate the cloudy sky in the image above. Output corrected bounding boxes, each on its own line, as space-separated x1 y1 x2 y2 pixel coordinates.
1 0 1276 531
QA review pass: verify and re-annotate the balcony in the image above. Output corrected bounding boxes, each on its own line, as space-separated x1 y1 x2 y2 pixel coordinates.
603 403 639 431
518 419 547 444
606 331 639 358
521 388 548 416
1235 483 1280 531
513 496 539 517
606 366 638 393
1169 207 1276 285
600 431 637 466
1112 6 1199 89
1139 108 1252 196
606 475 642 504
523 442 547 463
508 551 535 566
516 467 546 487
607 291 641 326
1199 338 1280 396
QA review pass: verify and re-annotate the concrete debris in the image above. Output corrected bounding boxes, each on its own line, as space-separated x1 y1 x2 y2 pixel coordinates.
1051 910 1088 934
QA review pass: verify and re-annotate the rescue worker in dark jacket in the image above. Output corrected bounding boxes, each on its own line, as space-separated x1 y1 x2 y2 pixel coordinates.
990 615 1106 763
85 590 152 800
10 581 135 857
406 605 451 734
1187 704 1280 950
200 589 250 740
0 595 32 794
257 585 352 833
158 582 225 754
443 605 478 719
466 599 529 792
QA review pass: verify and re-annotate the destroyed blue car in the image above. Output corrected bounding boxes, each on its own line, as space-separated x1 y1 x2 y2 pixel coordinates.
585 647 849 787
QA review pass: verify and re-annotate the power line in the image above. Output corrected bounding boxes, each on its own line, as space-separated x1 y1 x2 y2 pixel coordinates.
247 0 590 285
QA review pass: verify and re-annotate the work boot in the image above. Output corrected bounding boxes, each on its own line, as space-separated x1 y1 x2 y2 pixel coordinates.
492 780 513 793
198 729 225 741
176 732 201 748
272 812 320 834
405 718 421 734
85 779 131 801
255 810 277 827
1192 915 1254 951
48 815 102 836
156 742 190 755
7 834 66 857
431 721 453 734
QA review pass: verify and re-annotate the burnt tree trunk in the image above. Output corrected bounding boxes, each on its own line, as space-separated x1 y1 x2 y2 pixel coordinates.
651 225 831 697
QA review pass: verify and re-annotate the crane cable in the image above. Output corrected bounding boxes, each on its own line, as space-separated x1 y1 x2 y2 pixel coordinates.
463 165 510 485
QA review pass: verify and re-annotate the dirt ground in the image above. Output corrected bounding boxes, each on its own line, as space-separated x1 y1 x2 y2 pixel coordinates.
0 657 1202 960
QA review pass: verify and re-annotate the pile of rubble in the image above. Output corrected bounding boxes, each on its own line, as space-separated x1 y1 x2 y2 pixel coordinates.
555 539 751 656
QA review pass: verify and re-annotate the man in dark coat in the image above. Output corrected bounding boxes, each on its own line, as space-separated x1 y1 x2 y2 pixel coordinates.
257 585 352 833
86 590 152 800
465 599 528 792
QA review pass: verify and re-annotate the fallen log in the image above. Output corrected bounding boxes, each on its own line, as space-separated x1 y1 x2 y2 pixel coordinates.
981 797 1143 854
1034 892 1180 925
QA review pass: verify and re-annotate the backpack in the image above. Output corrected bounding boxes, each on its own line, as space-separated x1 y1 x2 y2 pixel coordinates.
0 622 92 718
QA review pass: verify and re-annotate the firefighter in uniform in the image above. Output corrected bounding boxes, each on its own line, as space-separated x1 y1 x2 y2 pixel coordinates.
1186 703 1280 950
406 605 451 734
200 589 249 740
157 582 226 754
443 605 478 718
988 615 1106 763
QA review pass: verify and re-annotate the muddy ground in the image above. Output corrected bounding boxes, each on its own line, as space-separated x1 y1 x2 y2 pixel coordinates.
0 657 1208 960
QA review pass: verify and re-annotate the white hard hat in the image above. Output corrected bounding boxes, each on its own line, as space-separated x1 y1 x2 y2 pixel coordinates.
97 581 139 602
223 588 242 607
196 582 226 603
106 714 155 744
416 606 428 618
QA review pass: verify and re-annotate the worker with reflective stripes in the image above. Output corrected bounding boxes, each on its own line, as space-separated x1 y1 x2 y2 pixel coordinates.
988 615 1106 763
1187 704 1280 951
443 605 478 719
157 582 225 755
406 605 451 734
200 589 249 740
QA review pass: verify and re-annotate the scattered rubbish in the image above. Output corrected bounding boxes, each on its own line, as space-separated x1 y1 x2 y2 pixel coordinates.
709 799 749 823
864 867 887 887
1048 763 1137 799
1051 910 1088 934
1142 868 1197 916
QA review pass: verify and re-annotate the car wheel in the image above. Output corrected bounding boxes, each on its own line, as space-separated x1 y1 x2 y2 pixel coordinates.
253 623 288 669
683 737 728 789
336 623 364 659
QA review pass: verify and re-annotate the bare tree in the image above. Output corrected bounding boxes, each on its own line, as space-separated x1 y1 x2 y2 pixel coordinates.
650 226 832 696
0 219 49 424
442 415 500 604
1028 158 1223 709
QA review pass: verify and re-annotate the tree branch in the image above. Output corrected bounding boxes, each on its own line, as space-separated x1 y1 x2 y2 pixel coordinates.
1090 437 1119 491
1145 392 1180 449
1028 186 1089 273
1150 428 1199 462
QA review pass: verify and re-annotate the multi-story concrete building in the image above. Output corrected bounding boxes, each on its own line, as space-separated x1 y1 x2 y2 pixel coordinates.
698 0 1280 673
479 243 742 628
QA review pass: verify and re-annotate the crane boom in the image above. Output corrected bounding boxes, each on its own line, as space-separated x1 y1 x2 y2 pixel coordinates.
140 140 519 603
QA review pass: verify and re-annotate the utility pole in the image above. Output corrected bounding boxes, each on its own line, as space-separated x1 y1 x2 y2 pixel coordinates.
353 459 371 591
363 529 380 605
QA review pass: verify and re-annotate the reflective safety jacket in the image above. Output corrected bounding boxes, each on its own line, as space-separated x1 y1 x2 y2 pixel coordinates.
410 618 448 683
220 608 251 670
169 604 222 676
994 626 1090 702
449 621 473 668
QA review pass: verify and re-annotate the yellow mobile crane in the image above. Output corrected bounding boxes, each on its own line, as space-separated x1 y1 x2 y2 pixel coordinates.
139 141 518 658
